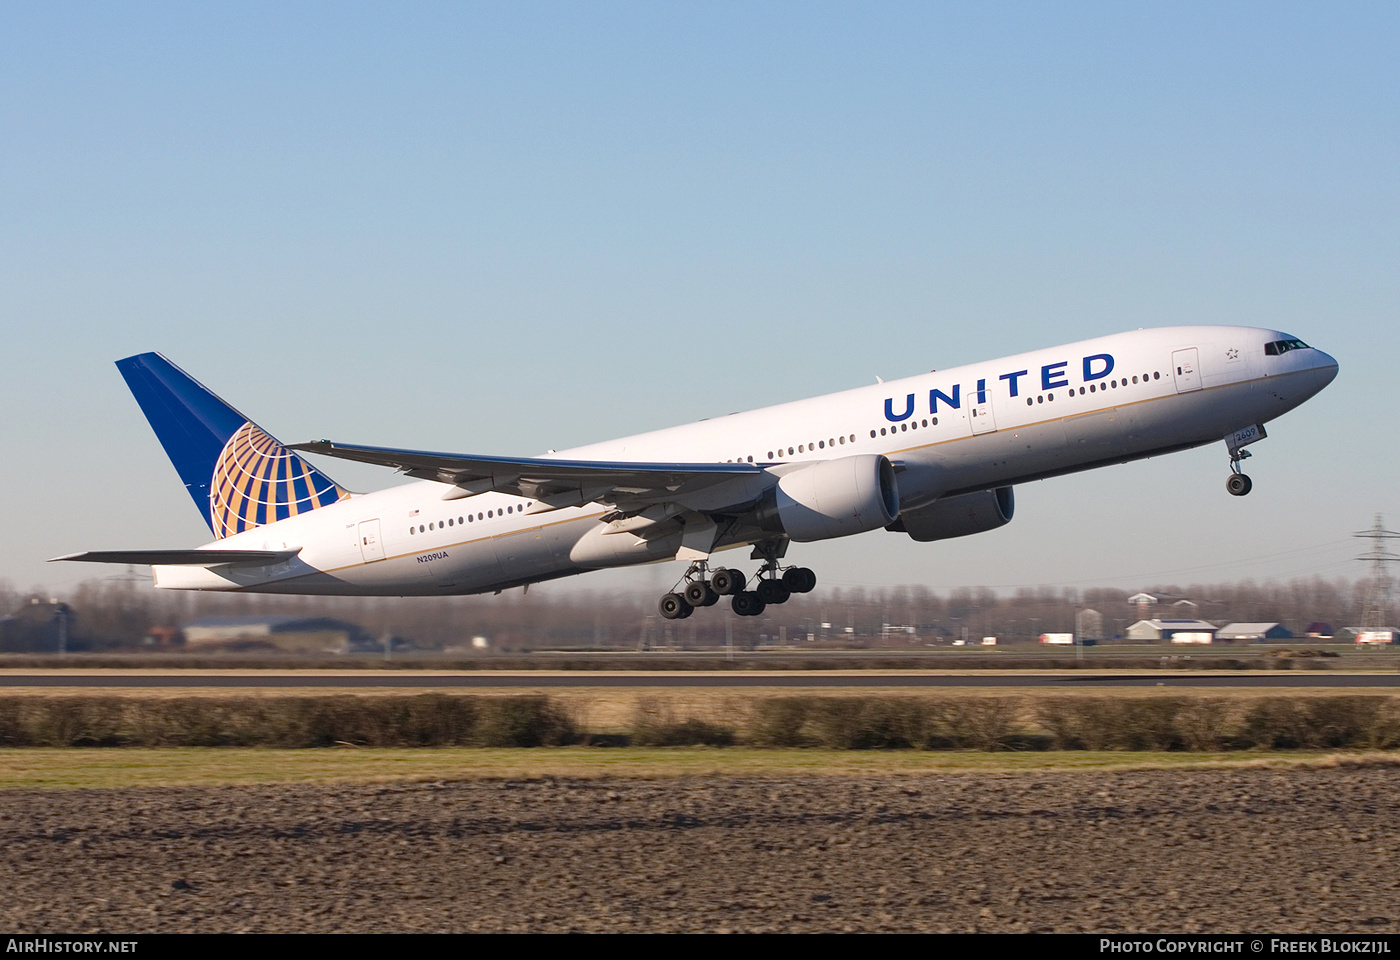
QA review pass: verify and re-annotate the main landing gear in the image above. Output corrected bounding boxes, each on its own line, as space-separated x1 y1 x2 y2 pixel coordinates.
658 554 818 620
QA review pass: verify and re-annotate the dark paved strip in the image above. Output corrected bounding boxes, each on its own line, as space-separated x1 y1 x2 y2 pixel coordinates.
1 673 1399 688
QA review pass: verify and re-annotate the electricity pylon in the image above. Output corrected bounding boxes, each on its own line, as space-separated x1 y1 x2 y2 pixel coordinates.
1355 515 1400 632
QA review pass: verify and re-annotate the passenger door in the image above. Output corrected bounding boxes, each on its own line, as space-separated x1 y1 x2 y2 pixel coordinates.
357 519 386 562
969 395 998 435
1171 348 1202 393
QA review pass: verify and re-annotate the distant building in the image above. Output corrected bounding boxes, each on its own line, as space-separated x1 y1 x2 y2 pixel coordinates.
1127 593 1157 620
1075 608 1104 642
142 626 186 649
1127 594 1201 623
182 615 374 653
1 599 74 653
1124 619 1219 643
1215 622 1294 642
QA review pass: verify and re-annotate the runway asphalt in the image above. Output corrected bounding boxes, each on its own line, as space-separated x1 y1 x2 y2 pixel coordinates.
1 672 1398 688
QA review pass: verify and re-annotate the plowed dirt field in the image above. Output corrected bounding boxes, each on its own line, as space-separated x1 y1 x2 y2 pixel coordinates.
2 766 1397 933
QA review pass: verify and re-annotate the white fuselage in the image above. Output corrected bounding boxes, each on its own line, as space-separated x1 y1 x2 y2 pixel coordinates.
153 325 1337 595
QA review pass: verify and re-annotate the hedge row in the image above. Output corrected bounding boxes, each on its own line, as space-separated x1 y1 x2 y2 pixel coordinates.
746 696 1400 751
0 695 576 747
2 695 1399 750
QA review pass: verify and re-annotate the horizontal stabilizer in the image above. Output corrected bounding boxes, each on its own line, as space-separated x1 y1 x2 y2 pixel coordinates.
51 549 302 567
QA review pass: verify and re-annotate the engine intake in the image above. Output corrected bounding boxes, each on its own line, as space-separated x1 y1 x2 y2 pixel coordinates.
888 487 1014 542
760 455 900 542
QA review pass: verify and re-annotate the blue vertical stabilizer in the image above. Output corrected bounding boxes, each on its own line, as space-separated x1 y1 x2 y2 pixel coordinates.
116 354 349 537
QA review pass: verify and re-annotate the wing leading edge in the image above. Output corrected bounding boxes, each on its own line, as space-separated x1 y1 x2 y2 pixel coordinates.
287 440 768 512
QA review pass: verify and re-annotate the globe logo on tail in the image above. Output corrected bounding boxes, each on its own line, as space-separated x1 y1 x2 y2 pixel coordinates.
210 422 350 539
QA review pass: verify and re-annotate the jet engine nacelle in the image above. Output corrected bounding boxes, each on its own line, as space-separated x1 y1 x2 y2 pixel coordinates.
760 454 900 542
888 487 1014 542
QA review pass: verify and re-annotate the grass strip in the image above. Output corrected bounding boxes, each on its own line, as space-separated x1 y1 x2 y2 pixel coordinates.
2 747 1399 790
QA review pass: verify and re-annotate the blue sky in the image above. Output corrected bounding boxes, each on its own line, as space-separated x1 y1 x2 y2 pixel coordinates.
2 2 1395 599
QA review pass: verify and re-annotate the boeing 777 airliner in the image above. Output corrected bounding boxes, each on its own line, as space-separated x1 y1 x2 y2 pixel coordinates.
56 326 1338 619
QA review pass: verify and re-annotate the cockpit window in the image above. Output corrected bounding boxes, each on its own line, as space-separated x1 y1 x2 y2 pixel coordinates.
1264 338 1310 356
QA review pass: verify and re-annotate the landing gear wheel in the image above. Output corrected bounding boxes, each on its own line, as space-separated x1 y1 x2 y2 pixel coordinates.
732 591 766 617
1226 473 1253 497
710 568 746 596
683 581 718 607
659 593 694 620
756 579 791 605
782 567 817 593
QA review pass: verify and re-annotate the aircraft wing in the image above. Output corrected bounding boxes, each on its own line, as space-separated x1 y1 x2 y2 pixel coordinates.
51 549 302 566
288 440 767 511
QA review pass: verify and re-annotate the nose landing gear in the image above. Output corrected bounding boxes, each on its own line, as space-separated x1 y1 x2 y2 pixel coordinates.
1224 425 1265 497
1227 449 1253 497
1226 471 1252 497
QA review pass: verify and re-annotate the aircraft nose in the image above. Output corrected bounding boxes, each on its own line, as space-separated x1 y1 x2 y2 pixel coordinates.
1314 350 1340 389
